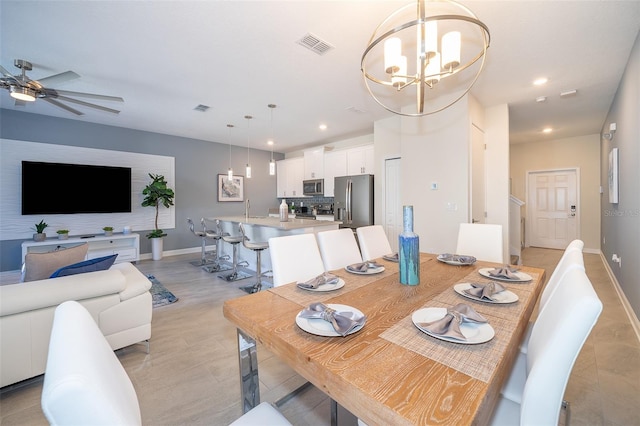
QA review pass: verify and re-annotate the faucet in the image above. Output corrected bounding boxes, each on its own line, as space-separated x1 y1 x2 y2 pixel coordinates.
245 199 250 220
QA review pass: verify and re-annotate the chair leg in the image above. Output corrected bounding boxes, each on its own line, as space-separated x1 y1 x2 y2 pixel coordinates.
219 242 251 282
241 249 268 294
562 399 570 425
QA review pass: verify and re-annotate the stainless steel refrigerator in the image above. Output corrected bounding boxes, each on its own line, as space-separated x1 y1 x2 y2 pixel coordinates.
334 174 374 229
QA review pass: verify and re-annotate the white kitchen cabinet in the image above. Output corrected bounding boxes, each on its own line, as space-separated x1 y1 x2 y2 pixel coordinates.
347 145 375 175
323 150 347 197
304 147 325 179
276 157 305 198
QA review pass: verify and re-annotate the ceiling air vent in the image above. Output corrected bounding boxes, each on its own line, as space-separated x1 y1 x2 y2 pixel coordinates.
194 104 210 112
297 33 334 55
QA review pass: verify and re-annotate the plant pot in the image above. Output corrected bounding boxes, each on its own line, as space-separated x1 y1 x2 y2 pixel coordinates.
58 234 69 240
104 231 113 236
151 237 164 261
33 233 46 242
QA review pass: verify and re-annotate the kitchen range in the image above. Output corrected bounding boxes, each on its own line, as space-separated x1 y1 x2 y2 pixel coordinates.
294 203 334 220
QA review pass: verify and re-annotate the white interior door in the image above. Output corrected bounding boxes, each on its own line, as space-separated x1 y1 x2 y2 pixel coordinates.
471 124 486 223
527 169 579 249
384 158 402 252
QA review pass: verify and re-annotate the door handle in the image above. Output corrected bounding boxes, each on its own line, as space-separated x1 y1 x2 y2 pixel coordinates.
472 218 480 223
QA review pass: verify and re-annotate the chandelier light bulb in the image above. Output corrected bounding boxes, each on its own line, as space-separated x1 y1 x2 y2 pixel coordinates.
441 31 461 70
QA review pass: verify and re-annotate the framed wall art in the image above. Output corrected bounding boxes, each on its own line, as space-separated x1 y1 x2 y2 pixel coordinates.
218 174 244 202
608 148 619 204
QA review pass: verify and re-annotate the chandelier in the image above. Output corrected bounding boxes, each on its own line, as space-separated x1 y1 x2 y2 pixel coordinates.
361 0 490 117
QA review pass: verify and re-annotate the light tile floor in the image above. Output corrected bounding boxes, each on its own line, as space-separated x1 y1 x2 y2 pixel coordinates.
1 248 639 425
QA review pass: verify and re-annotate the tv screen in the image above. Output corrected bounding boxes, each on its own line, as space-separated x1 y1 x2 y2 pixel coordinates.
22 161 132 215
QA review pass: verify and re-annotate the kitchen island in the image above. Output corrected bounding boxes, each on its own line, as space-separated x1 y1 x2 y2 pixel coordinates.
208 216 340 277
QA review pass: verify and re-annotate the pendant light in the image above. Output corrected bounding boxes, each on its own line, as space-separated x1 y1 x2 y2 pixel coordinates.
244 115 252 178
227 124 234 180
268 104 277 176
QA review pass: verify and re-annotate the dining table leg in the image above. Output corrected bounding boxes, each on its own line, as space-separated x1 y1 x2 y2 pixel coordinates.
237 329 260 413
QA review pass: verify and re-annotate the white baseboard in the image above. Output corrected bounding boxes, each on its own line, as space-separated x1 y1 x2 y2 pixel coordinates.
599 252 640 343
139 246 208 261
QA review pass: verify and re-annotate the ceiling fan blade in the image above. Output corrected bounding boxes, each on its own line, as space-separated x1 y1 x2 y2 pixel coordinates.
43 97 84 115
36 70 80 86
49 89 124 102
0 64 16 79
54 94 121 114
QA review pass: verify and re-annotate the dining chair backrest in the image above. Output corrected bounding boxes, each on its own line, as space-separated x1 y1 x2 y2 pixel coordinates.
356 225 393 261
521 267 602 425
316 228 363 271
268 233 325 286
538 240 584 310
455 223 504 263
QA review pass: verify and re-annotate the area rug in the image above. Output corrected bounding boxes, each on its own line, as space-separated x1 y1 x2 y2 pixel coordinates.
147 274 178 308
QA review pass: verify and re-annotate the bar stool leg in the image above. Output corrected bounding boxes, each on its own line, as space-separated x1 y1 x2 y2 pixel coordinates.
203 237 231 273
240 249 269 294
219 241 251 282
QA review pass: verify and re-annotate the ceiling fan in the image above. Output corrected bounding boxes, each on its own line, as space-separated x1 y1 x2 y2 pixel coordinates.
0 59 123 115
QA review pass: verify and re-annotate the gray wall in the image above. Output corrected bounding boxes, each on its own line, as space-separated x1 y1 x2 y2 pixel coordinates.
600 31 640 319
0 109 284 271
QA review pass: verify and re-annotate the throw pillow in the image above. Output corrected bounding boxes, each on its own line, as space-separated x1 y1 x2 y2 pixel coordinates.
50 254 118 278
23 243 89 282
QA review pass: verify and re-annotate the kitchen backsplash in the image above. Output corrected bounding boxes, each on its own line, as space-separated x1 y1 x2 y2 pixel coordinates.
280 196 334 207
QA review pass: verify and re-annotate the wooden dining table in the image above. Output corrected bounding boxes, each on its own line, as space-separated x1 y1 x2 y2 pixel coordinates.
223 253 546 426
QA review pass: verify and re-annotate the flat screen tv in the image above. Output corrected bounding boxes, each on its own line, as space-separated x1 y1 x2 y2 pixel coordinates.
22 161 132 215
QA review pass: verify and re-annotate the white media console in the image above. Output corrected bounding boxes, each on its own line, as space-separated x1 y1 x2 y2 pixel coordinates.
21 233 140 264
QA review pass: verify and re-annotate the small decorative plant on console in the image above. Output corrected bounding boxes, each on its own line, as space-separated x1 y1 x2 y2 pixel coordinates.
56 229 70 240
102 226 114 236
32 220 48 242
141 173 175 260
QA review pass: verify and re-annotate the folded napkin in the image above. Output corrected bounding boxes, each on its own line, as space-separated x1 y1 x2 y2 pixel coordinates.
297 272 340 289
299 302 365 337
417 303 487 341
383 252 399 261
488 265 520 280
347 261 383 272
440 253 476 264
464 281 506 301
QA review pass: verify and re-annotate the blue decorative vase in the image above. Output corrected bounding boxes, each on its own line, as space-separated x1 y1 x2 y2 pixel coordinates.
399 205 420 285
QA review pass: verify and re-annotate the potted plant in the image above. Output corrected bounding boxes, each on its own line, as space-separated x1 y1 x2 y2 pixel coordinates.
103 226 114 236
141 173 175 260
32 220 48 242
56 229 70 240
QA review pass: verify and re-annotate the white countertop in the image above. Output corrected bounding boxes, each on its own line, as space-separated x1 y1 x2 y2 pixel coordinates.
213 216 340 230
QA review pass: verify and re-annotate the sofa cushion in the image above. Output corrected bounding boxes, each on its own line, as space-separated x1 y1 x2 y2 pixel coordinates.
50 254 118 278
23 244 89 282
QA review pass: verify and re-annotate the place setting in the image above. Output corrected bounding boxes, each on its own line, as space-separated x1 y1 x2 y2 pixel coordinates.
296 302 366 337
412 303 494 344
345 260 385 275
478 265 532 282
382 252 398 262
437 253 477 266
453 281 519 304
296 272 345 292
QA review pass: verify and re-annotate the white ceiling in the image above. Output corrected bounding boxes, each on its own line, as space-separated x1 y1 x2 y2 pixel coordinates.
1 1 639 153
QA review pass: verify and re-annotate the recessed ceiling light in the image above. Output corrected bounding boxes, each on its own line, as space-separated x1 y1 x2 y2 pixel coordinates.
536 96 547 103
533 77 548 86
267 140 274 146
319 124 327 130
543 127 553 133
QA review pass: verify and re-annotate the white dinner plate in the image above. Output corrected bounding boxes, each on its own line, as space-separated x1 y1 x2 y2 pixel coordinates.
411 307 495 344
478 268 532 282
345 265 385 275
454 283 519 304
297 278 345 292
437 254 477 266
296 304 366 337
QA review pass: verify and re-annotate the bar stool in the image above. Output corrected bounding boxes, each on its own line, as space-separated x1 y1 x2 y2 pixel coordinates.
218 223 251 282
187 218 213 266
201 219 232 273
238 223 270 294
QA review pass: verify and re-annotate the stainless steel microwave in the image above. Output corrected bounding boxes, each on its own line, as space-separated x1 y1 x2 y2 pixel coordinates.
303 179 324 196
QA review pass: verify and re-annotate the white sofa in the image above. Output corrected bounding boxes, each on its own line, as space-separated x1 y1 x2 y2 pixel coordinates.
0 262 152 388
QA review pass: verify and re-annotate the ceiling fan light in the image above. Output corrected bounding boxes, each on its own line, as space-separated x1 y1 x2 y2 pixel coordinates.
10 86 36 102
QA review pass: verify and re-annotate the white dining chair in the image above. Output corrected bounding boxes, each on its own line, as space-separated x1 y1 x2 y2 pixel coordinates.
455 223 504 263
356 225 393 261
229 402 291 426
491 267 602 425
268 233 325 286
316 228 363 271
